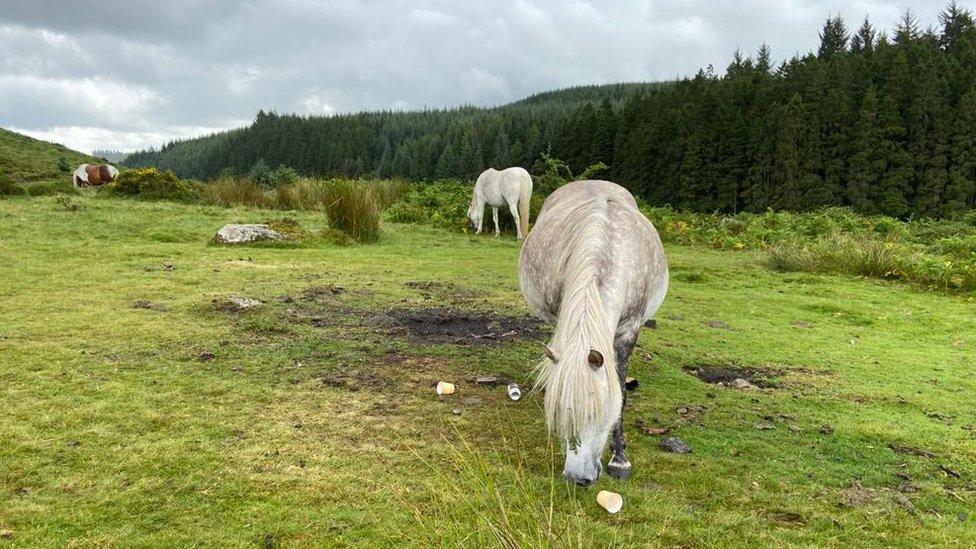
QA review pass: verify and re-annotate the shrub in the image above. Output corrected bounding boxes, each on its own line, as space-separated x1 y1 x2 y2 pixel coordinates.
385 180 471 232
270 164 299 187
248 159 273 187
57 157 71 173
0 174 23 196
109 168 200 201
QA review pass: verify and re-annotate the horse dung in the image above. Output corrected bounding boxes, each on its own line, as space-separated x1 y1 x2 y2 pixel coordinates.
596 490 623 514
436 381 456 395
507 383 522 401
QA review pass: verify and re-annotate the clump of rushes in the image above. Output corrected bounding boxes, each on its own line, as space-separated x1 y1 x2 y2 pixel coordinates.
319 179 382 243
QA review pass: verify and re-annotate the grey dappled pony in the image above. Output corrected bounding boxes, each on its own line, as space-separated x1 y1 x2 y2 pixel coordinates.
519 180 669 486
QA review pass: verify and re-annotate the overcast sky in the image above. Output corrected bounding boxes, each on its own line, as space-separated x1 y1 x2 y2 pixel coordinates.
0 0 962 154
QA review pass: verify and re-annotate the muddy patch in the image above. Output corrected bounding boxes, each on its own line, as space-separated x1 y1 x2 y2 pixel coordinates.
404 280 485 302
684 364 780 388
320 368 389 391
371 307 546 345
131 300 168 312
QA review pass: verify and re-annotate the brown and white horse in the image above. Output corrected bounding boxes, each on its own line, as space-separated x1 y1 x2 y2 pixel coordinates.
73 164 119 188
519 180 669 486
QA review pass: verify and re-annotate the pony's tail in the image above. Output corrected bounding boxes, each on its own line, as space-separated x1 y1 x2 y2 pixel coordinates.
518 174 532 238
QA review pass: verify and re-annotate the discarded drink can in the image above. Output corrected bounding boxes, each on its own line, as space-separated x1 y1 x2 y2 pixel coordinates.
507 383 522 401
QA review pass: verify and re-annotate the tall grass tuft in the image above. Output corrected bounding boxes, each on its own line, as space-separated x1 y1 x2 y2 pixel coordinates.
201 176 269 208
319 179 382 243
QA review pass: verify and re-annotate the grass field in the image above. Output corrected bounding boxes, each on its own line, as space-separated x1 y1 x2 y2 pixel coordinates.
1 195 975 547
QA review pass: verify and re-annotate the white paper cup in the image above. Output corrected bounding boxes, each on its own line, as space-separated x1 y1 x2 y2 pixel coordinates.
596 490 623 514
436 381 455 395
507 383 522 401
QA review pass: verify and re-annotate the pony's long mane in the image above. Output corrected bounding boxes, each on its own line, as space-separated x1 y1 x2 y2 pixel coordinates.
532 199 621 440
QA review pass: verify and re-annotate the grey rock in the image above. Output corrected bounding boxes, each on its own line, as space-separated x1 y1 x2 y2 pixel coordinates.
729 378 757 390
659 436 692 454
214 224 287 244
214 295 263 312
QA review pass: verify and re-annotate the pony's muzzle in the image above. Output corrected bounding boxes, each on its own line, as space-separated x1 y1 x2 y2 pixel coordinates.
563 451 602 487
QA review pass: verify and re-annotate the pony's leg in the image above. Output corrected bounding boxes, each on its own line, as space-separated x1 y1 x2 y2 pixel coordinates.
492 207 500 237
508 201 522 240
607 328 639 480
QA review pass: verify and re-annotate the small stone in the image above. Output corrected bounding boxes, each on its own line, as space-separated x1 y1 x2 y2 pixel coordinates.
659 436 691 454
198 351 215 362
215 296 262 312
451 408 462 415
475 375 500 386
730 378 757 390
893 493 916 514
704 319 731 330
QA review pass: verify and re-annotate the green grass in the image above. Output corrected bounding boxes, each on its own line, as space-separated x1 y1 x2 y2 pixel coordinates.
0 127 97 185
1 196 975 547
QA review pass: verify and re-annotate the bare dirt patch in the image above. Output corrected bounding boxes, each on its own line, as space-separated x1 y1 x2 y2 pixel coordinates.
131 300 168 312
320 368 390 391
369 307 546 345
404 280 485 302
684 364 781 388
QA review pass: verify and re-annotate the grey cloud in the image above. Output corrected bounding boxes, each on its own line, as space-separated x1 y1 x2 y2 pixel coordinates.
0 0 961 153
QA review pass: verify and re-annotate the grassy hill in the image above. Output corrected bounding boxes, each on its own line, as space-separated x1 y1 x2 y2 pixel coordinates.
0 127 98 183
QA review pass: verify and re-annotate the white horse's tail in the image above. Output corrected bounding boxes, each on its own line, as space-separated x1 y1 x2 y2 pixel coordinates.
518 174 532 237
533 201 620 439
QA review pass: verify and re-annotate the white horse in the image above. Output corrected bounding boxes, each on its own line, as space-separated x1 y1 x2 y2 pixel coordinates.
519 180 669 486
467 167 533 240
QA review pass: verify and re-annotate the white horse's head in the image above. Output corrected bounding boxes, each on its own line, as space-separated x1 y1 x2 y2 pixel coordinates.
466 193 482 229
536 333 620 486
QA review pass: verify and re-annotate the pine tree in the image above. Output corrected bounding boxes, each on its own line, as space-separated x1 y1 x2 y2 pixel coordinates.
847 88 883 212
818 15 849 60
756 43 773 73
945 87 976 212
895 10 920 45
876 95 913 217
850 18 876 54
591 99 616 167
939 1 975 53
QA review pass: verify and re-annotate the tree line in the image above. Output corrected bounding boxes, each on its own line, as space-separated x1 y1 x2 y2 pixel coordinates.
125 3 976 218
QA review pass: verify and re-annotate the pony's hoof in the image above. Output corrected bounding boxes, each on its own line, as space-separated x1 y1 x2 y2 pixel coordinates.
607 458 632 480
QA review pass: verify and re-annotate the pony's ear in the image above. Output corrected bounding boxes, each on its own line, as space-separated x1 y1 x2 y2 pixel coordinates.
588 350 604 369
542 344 558 362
